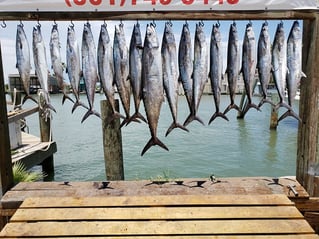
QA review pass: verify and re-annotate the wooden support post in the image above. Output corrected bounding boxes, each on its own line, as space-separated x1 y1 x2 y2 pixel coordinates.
269 93 279 130
38 90 54 180
0 41 14 196
297 15 319 196
101 99 124 180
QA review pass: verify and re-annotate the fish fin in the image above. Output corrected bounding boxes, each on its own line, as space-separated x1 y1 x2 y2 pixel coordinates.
183 113 205 127
22 95 38 105
62 94 75 105
141 137 169 156
126 112 147 126
301 71 307 78
81 109 101 123
258 98 275 108
278 110 302 123
208 112 229 125
46 103 56 113
165 122 189 137
223 104 242 115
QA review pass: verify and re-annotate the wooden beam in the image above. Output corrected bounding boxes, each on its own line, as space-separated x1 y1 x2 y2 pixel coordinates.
0 41 14 196
297 14 319 196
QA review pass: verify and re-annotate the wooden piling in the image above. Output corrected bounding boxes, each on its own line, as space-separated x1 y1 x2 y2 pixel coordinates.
269 93 279 130
100 99 124 180
38 90 54 180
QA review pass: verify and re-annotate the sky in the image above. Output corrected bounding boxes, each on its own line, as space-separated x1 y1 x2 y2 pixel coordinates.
0 19 299 84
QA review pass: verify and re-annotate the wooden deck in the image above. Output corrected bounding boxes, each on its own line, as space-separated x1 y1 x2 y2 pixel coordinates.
0 194 318 238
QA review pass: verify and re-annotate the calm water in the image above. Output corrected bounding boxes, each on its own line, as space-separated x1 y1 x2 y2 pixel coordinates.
21 93 299 181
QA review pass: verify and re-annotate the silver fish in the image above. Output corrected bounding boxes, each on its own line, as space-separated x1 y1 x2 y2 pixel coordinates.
127 23 147 125
98 23 124 121
272 22 290 111
141 23 168 156
241 22 260 116
184 22 207 126
279 20 305 122
32 24 55 113
50 23 73 105
81 22 100 123
113 24 132 127
209 23 228 124
224 22 241 115
178 23 193 120
66 25 87 113
257 21 274 108
16 23 36 104
162 22 188 136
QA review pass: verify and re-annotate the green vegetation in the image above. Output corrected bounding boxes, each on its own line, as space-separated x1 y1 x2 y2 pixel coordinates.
12 161 45 184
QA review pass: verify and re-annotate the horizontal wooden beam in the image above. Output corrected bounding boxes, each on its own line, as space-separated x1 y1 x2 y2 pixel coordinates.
0 10 317 21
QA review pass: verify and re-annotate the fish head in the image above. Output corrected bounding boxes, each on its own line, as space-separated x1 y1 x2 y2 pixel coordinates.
50 24 59 41
67 25 76 43
163 21 175 44
180 23 191 44
289 21 301 40
245 23 255 40
32 25 42 43
99 24 110 43
212 24 221 43
195 22 205 43
132 23 143 47
229 22 238 40
145 24 159 48
83 23 94 43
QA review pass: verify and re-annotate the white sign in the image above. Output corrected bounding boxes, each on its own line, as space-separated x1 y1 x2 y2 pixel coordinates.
0 0 317 12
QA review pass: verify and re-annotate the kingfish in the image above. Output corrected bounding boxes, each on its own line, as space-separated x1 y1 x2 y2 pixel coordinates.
98 23 125 122
279 21 305 122
241 22 260 116
66 25 88 113
16 23 37 104
113 24 132 127
81 22 100 123
50 23 73 104
209 23 228 124
141 24 168 156
127 23 147 125
178 23 193 122
272 22 290 112
162 22 189 136
32 24 56 113
224 22 241 115
184 22 207 126
257 22 274 108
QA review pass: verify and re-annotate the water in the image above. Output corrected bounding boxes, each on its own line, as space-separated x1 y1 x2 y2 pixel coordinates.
21 93 299 181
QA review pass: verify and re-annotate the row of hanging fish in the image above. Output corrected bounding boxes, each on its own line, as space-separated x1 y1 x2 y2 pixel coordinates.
15 20 305 155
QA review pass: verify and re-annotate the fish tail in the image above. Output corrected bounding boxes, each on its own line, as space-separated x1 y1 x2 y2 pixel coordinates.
278 110 302 123
183 113 205 127
258 98 275 108
223 104 242 115
141 137 169 156
120 117 139 128
72 100 89 113
275 102 293 111
81 109 101 123
22 95 38 105
242 103 261 116
126 112 147 126
47 103 56 113
208 112 229 125
62 94 75 105
106 111 126 124
165 122 189 137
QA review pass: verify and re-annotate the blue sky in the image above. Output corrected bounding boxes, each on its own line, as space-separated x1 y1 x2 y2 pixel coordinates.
0 19 299 84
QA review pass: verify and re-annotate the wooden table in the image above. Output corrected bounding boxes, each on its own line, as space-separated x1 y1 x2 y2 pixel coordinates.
0 194 318 238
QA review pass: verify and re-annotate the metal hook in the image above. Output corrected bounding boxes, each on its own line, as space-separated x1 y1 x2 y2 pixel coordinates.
199 20 204 27
19 20 24 27
168 20 173 27
119 19 123 27
248 19 252 26
103 20 107 27
70 20 75 27
1 20 6 28
264 19 268 26
151 20 156 28
216 20 220 27
53 20 57 26
233 20 236 26
185 20 188 26
37 18 41 27
136 19 139 27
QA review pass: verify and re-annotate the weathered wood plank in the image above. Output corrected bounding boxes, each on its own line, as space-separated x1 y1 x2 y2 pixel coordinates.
10 206 303 222
0 220 314 237
20 195 294 208
294 197 319 212
7 107 39 124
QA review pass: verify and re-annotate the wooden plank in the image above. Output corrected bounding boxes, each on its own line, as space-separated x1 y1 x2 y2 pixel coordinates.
294 197 319 212
20 195 294 208
7 107 39 124
0 220 315 237
10 206 303 222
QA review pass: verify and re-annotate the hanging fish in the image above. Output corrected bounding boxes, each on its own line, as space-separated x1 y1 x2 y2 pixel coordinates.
224 22 241 115
16 23 37 105
178 23 194 124
113 23 132 127
257 21 274 108
279 20 305 122
50 23 74 105
98 23 125 122
66 24 88 113
141 23 168 156
161 21 188 136
81 22 100 123
241 22 260 116
127 22 147 125
184 22 207 126
209 22 228 124
32 23 56 115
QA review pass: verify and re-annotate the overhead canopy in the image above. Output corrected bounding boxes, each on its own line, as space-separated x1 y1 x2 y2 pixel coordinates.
0 0 317 12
